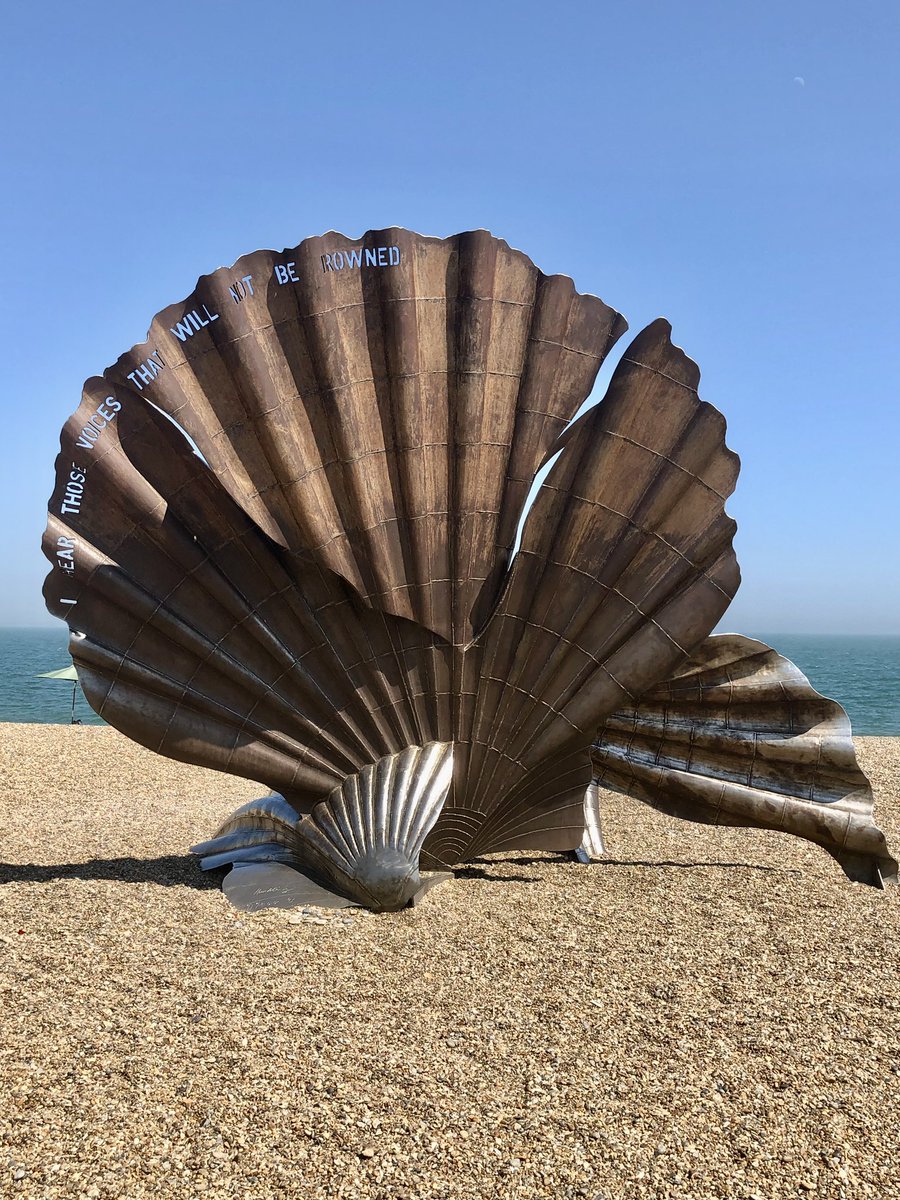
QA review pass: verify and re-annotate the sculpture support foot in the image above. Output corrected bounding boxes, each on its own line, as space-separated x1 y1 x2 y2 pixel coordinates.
571 782 605 863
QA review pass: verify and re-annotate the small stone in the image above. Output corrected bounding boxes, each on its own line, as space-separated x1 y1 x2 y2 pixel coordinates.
359 1146 376 1158
14 1169 26 1180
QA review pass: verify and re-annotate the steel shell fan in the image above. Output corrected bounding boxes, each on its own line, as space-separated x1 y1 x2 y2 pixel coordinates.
43 228 897 909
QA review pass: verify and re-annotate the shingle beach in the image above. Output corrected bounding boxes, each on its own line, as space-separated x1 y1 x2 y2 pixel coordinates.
1 725 897 1200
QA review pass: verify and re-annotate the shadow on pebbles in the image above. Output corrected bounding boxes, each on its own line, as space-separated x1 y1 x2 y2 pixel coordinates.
1 725 898 1200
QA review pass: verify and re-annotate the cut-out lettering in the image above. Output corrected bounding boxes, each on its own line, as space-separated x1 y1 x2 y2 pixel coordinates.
75 396 123 450
56 535 77 573
170 305 220 342
274 262 300 284
322 244 400 272
229 275 254 303
126 349 166 392
60 464 86 516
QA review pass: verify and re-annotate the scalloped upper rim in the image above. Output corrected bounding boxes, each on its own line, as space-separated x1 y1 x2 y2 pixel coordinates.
44 228 741 642
85 229 734 515
68 227 731 478
103 226 626 379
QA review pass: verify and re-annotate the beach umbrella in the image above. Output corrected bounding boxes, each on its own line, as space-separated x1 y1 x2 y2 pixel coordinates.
36 664 81 723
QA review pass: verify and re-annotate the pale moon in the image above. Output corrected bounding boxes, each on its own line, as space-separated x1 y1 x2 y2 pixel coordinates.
794 76 806 86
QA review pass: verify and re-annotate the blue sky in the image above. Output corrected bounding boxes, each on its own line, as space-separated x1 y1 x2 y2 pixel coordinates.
2 0 898 632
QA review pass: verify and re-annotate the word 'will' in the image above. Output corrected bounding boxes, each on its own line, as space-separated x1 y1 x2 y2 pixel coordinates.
170 305 220 342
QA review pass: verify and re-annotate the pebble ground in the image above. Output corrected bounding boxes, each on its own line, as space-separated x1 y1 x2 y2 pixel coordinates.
1 724 897 1200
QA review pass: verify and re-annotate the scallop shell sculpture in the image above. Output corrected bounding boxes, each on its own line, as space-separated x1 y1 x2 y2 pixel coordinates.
43 228 897 909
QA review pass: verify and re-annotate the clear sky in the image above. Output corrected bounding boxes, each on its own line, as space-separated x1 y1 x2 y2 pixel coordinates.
2 0 897 633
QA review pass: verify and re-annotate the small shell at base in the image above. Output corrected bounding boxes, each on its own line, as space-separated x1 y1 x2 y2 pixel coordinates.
297 742 454 910
192 743 454 911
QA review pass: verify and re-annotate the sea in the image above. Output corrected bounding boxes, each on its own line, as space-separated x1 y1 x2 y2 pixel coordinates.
0 627 898 735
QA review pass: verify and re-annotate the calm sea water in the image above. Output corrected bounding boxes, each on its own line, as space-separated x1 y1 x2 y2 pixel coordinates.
744 633 900 736
0 627 105 725
0 627 898 734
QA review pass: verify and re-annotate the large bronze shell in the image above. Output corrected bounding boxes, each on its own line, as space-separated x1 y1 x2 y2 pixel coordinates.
43 229 897 907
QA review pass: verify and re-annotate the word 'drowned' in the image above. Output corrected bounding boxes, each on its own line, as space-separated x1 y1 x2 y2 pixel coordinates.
321 246 401 272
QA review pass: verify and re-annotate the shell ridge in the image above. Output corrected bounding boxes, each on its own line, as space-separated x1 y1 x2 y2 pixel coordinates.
460 302 611 797
286 743 453 907
64 400 392 773
445 241 464 744
407 745 455 853
73 657 340 797
399 744 435 849
362 259 424 627
74 567 366 778
388 746 417 845
370 755 390 847
329 787 365 861
457 236 501 644
406 746 435 847
461 322 740 807
591 635 897 886
44 227 893 893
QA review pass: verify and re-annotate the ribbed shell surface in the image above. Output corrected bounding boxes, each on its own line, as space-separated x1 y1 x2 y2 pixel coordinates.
43 227 891 884
591 635 898 885
100 229 626 648
192 744 454 909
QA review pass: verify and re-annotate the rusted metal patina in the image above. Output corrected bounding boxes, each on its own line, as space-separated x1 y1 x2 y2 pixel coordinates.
43 229 897 908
